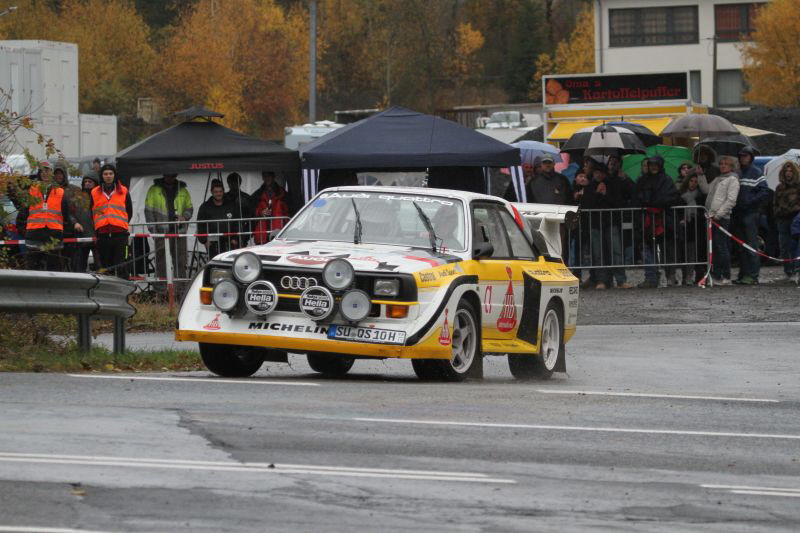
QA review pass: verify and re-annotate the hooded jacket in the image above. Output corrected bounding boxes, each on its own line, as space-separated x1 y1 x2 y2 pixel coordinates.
144 177 193 233
632 157 683 208
705 171 740 220
774 161 800 219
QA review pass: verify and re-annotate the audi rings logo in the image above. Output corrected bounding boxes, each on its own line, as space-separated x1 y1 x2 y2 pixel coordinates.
280 275 318 290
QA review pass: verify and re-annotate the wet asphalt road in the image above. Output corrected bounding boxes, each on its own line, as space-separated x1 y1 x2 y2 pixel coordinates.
1 276 799 532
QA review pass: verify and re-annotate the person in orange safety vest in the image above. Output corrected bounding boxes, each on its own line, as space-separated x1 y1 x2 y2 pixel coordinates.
88 164 132 277
23 162 79 271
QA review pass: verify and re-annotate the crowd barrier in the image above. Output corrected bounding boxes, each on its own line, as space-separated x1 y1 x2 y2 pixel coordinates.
566 206 711 275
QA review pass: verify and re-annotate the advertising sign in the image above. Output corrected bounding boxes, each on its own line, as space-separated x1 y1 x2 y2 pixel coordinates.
543 73 688 105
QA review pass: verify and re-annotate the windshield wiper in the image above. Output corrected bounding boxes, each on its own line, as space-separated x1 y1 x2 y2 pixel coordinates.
412 202 438 253
351 198 363 245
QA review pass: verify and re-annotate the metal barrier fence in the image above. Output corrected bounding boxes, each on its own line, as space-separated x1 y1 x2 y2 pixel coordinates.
0 270 136 353
565 206 711 285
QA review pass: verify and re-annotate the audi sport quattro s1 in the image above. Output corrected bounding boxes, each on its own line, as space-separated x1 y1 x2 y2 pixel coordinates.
175 186 579 381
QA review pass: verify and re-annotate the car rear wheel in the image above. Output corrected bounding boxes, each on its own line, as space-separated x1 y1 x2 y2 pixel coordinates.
307 353 355 377
200 343 264 377
412 299 480 382
508 301 563 380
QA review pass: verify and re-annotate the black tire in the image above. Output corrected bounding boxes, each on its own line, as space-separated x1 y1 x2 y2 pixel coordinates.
200 343 264 377
307 353 355 377
412 299 481 382
508 300 564 380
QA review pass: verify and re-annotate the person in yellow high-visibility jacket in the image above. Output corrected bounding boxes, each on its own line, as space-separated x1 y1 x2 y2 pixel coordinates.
144 173 193 280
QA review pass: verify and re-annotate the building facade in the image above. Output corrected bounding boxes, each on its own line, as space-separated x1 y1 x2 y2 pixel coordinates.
593 0 766 107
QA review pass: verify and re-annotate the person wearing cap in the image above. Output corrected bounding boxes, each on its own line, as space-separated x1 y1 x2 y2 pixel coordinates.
731 146 769 285
632 156 683 288
145 173 193 280
531 153 573 264
22 162 79 271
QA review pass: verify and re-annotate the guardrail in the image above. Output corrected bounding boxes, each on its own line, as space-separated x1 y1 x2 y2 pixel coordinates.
0 270 136 353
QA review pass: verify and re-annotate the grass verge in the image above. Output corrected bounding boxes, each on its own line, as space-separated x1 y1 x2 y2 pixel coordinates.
0 345 203 373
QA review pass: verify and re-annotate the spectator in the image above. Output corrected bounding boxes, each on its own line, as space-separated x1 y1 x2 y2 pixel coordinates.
678 166 707 285
581 164 625 290
503 162 535 202
23 163 78 271
224 172 252 218
607 154 635 284
571 170 593 288
252 171 288 244
705 156 740 285
145 173 193 280
774 161 800 281
68 175 98 273
732 146 769 285
54 165 82 270
197 179 242 258
529 154 572 205
632 156 683 288
89 164 132 277
691 145 720 187
791 212 800 285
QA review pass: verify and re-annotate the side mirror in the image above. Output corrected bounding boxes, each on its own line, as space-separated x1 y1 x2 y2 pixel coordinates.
473 242 494 259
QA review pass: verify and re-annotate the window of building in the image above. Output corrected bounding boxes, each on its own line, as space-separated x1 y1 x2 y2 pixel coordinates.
690 71 701 103
609 6 698 47
715 3 765 42
716 69 746 107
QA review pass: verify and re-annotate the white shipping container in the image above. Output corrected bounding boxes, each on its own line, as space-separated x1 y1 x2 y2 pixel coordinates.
79 113 117 156
0 40 78 118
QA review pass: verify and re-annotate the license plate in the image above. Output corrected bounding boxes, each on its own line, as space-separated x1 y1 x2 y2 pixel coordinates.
327 325 406 345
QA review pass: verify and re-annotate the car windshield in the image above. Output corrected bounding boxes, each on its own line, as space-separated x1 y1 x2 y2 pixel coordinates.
280 191 467 252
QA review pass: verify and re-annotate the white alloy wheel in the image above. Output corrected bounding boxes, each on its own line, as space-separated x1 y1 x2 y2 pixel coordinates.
450 307 477 373
540 308 560 371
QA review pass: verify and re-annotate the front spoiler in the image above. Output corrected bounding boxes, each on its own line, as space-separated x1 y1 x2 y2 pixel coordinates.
175 329 451 359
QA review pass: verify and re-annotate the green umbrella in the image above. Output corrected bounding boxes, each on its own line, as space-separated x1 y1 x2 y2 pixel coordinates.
622 144 693 182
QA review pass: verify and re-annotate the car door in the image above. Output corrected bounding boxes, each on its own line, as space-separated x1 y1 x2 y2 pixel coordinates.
471 202 538 341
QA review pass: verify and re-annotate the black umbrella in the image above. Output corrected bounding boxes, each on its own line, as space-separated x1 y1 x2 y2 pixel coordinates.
606 121 662 147
661 114 740 138
561 124 647 157
695 134 760 157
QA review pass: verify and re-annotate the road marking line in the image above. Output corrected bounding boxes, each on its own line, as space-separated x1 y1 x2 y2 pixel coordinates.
0 526 114 533
68 374 320 387
729 490 800 498
702 484 800 493
0 452 514 484
352 418 800 440
0 452 486 478
535 390 779 403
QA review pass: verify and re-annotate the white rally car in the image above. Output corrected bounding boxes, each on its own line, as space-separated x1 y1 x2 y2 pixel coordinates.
176 187 579 381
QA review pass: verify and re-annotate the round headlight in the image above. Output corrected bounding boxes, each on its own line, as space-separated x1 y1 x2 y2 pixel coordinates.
244 280 279 316
233 252 261 283
322 258 355 290
212 279 239 312
340 289 371 322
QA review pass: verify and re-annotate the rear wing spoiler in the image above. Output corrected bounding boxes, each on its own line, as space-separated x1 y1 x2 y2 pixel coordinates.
512 203 579 259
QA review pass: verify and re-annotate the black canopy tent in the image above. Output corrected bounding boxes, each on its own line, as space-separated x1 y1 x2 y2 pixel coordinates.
299 106 525 202
115 120 300 179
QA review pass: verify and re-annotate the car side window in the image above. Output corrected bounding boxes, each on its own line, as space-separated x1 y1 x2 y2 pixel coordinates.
472 205 510 258
496 208 537 259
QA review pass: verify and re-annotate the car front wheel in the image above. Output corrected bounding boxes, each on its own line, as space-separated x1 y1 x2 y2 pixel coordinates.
200 343 264 377
412 299 480 382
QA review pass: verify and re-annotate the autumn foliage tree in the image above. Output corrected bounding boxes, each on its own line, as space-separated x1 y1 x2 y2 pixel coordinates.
0 0 156 118
529 4 595 101
157 0 308 138
741 0 800 107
